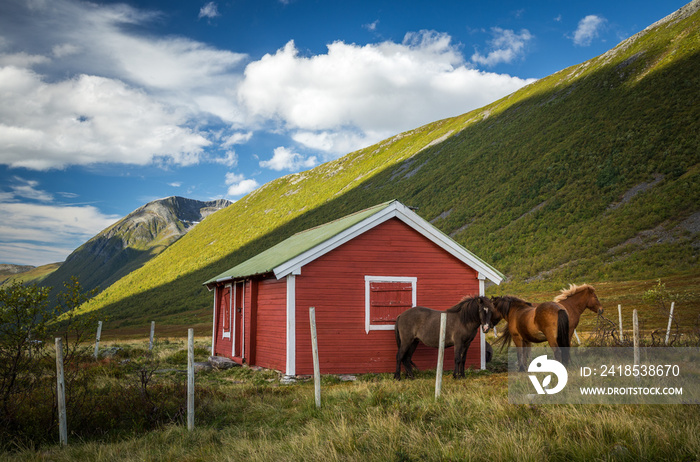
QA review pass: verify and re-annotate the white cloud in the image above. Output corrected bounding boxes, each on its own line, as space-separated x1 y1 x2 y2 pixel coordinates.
0 177 121 265
225 173 259 196
573 15 606 46
106 36 245 93
6 177 54 202
52 43 80 58
0 1 536 170
292 130 381 156
212 151 239 167
168 182 182 187
259 146 317 171
57 192 79 199
0 0 246 170
0 202 120 265
199 2 220 19
225 172 245 184
0 242 72 267
238 31 534 154
222 131 253 147
0 52 51 67
0 66 210 170
471 28 533 67
364 20 379 32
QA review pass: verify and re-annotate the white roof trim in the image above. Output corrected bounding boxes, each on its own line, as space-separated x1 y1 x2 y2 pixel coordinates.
273 201 503 284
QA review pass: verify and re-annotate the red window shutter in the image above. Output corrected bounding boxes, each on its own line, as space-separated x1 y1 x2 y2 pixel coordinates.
369 282 413 324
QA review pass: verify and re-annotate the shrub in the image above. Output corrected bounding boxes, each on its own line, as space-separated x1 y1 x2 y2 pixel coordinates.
0 281 54 446
0 278 190 450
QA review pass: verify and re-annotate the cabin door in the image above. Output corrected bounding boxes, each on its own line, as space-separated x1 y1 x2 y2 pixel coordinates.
220 285 232 340
232 281 245 359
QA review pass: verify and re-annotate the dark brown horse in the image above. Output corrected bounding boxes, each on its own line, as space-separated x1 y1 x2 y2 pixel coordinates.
394 295 500 380
493 284 603 371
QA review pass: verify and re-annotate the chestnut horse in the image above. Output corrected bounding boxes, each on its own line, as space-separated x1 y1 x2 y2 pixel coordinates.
553 283 604 338
394 295 499 380
493 284 603 371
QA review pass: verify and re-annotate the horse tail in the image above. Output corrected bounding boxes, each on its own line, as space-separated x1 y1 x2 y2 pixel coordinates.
557 310 570 365
493 323 512 352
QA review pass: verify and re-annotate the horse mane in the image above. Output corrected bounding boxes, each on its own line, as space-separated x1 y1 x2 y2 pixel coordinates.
492 295 530 318
446 295 483 325
554 284 594 303
491 296 530 351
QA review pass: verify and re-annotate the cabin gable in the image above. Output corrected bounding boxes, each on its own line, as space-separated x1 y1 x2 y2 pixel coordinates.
293 217 480 375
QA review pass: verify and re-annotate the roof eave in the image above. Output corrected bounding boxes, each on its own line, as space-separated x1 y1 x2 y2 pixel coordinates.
273 200 503 285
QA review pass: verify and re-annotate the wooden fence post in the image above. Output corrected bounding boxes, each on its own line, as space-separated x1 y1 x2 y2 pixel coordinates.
309 307 321 409
94 320 102 359
149 321 156 351
187 328 194 431
633 309 640 366
55 337 67 447
665 302 675 345
435 312 447 400
618 304 624 341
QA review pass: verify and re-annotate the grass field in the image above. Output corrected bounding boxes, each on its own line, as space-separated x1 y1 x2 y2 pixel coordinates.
4 326 700 462
2 274 697 460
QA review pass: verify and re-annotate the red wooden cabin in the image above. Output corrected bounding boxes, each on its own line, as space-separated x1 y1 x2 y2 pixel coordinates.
203 200 503 376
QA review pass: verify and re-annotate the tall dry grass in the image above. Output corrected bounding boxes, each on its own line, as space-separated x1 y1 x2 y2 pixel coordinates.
4 342 699 461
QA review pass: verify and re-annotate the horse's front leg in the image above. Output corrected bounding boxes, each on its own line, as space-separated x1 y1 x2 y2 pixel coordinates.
454 341 469 378
512 335 527 372
460 341 471 378
452 341 462 379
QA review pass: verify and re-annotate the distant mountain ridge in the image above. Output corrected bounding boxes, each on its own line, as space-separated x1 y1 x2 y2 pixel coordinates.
41 196 230 296
78 2 698 328
0 264 34 275
0 264 35 285
0 263 62 287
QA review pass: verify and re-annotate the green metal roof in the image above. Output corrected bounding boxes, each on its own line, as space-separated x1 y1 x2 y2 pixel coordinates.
203 200 395 286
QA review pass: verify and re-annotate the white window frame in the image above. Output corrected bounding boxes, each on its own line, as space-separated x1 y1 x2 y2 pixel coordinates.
364 276 417 334
232 280 246 358
231 283 237 355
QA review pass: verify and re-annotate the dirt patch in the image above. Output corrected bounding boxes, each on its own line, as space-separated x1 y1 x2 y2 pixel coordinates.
608 173 664 210
679 211 700 234
449 219 474 238
430 209 453 223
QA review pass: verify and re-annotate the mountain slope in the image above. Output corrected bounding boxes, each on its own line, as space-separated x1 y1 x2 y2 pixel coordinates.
80 1 699 327
0 263 62 286
41 196 230 296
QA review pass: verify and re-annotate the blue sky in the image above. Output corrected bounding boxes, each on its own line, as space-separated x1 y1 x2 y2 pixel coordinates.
0 0 688 266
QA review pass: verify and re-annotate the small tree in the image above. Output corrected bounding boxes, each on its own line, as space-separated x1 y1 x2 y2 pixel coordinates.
55 277 99 364
642 279 695 346
0 282 53 424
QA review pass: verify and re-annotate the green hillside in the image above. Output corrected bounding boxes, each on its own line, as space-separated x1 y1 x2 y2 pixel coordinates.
80 2 699 329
